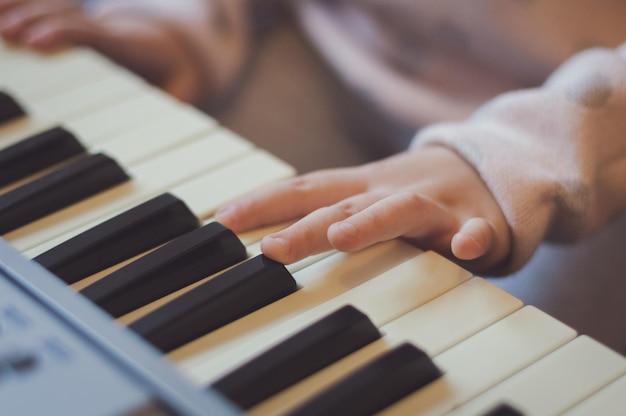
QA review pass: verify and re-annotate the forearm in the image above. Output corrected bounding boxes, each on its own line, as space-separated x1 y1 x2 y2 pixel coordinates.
412 43 626 274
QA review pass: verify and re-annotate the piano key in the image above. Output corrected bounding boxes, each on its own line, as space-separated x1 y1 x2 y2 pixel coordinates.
0 153 129 235
129 254 298 353
80 222 247 318
562 374 626 416
173 246 467 386
480 403 525 416
0 43 112 70
378 306 577 416
0 100 216 193
286 343 442 416
33 193 200 284
212 305 382 409
23 150 294 261
61 89 200 147
93 106 217 167
2 47 130 102
4 130 253 251
377 277 522 356
0 109 214 193
0 90 26 125
252 307 574 416
249 277 522 416
0 126 86 187
3 70 146 129
0 78 157 148
449 335 626 416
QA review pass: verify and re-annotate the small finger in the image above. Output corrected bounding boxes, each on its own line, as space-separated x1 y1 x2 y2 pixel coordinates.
328 192 458 253
215 169 365 232
450 217 496 261
260 193 379 264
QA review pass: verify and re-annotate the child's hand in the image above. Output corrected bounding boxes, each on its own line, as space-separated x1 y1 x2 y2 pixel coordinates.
216 146 512 274
0 0 203 103
0 0 80 45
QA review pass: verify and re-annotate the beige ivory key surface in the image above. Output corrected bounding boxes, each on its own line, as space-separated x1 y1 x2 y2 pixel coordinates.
2 49 133 103
250 276 523 416
24 150 294 259
450 335 626 416
379 306 576 416
563 374 626 416
3 130 253 251
174 248 471 385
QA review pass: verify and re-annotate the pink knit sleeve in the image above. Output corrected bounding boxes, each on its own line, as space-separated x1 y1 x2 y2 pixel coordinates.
412 44 626 274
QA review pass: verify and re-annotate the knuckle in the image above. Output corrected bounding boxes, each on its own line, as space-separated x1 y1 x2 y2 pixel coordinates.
402 192 428 211
333 199 361 217
287 175 318 195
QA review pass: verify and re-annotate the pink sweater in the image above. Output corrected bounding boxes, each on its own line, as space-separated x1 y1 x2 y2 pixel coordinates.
298 0 626 272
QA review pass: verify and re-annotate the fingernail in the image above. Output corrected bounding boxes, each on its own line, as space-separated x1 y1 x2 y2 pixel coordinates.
215 204 235 219
329 221 358 242
262 235 291 262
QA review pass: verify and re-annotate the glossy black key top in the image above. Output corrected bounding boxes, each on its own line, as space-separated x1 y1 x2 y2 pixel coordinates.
0 90 26 125
34 193 200 284
0 153 129 235
212 305 381 409
287 343 443 416
129 255 298 353
0 126 86 188
80 221 247 318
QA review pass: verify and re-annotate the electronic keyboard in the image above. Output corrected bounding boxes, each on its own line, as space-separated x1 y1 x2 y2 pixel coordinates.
1 41 625 415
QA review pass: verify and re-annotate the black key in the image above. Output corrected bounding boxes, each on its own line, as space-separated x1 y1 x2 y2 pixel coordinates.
287 343 443 416
0 90 26 125
80 221 247 318
482 403 525 416
34 193 200 284
129 255 298 353
0 153 129 235
212 305 381 409
0 127 86 188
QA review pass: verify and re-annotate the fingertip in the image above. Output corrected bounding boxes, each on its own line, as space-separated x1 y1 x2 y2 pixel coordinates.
214 204 244 231
260 235 294 264
327 221 360 252
451 218 494 261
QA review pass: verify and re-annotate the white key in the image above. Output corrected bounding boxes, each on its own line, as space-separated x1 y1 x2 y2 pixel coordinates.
24 150 294 259
63 89 188 146
0 44 106 67
121 239 421 328
173 249 471 386
170 150 295 220
17 73 143 121
0 99 216 199
450 335 626 416
563 374 626 416
0 91 214 192
379 306 576 416
0 78 149 146
3 130 253 251
95 105 217 166
380 276 523 356
2 49 127 102
250 277 523 416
